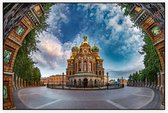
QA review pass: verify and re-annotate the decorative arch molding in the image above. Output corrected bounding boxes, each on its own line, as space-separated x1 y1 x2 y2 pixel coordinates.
3 3 165 109
3 4 44 109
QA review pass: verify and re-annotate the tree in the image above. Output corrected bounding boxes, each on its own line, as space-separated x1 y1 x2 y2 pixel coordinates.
121 4 161 86
142 34 161 82
13 3 53 84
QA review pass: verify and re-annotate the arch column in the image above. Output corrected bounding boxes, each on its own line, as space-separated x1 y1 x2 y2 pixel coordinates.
77 62 78 73
15 75 18 89
87 61 89 72
18 77 21 89
81 60 84 72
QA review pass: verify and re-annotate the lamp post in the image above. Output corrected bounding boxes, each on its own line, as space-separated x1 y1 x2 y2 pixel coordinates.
106 72 109 89
62 72 64 89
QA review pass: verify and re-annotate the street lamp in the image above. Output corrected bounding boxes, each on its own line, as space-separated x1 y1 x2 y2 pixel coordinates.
106 72 109 89
62 72 64 89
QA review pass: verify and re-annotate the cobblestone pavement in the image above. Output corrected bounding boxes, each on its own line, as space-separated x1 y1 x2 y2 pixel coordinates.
13 86 161 110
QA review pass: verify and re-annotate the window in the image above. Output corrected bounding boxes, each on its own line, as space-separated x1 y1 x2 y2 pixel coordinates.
78 62 82 72
84 61 87 72
89 62 92 72
3 85 8 101
33 5 42 16
16 25 25 36
99 71 101 75
151 26 161 36
4 50 12 63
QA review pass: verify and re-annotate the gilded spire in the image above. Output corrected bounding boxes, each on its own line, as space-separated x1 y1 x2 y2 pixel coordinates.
83 35 87 41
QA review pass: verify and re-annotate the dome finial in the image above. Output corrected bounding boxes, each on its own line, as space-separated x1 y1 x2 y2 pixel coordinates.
83 35 87 41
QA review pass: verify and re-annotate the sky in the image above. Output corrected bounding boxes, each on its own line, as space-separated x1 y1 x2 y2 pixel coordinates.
32 3 145 80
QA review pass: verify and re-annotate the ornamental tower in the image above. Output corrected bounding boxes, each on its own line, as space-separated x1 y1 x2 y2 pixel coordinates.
66 36 106 88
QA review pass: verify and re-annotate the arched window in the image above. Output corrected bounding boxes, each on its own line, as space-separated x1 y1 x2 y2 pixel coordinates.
78 62 81 72
78 79 82 86
89 62 92 72
76 63 77 72
84 61 87 72
99 71 101 75
95 79 97 86
74 79 77 86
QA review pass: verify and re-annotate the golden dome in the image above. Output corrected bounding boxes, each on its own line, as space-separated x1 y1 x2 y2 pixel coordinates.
70 56 74 59
72 45 78 52
82 35 89 45
92 44 99 52
82 41 88 44
96 56 100 59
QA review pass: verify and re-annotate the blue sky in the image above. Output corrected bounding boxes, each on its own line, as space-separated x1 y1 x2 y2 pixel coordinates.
32 3 145 80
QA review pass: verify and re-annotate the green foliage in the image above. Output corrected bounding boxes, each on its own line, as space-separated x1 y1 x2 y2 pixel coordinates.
121 4 161 83
36 3 54 33
128 34 161 83
14 3 53 82
32 67 41 82
119 3 134 16
142 34 161 81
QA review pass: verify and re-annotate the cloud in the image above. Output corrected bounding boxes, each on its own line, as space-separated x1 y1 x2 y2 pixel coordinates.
32 4 145 78
32 31 72 70
78 3 145 77
106 54 145 79
46 4 69 37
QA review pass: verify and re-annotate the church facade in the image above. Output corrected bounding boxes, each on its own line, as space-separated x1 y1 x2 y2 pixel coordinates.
66 36 108 88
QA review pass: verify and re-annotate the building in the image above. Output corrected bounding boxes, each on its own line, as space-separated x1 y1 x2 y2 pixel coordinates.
66 36 108 88
120 79 128 86
47 75 66 86
40 77 48 86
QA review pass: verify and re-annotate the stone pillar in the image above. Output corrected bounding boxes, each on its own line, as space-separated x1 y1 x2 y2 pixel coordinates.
21 79 23 88
26 81 27 87
12 74 16 90
19 78 21 88
22 79 24 88
81 60 83 72
92 62 94 73
15 76 18 89
77 62 78 73
160 72 165 106
87 61 89 72
24 80 26 87
18 77 21 89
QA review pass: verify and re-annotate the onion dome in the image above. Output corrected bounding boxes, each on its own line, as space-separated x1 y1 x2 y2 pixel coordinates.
92 44 99 52
71 45 78 52
96 56 100 60
70 56 74 60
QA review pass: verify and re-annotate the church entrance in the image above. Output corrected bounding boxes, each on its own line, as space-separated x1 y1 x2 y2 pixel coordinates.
83 78 88 87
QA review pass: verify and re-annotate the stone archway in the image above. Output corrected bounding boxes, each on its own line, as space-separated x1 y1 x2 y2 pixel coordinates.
83 78 88 88
78 79 82 87
94 79 97 87
89 79 93 87
74 79 77 87
3 3 165 109
70 79 73 86
3 4 44 109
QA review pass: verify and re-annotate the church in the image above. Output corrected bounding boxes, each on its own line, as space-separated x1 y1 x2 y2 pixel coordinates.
66 36 108 88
